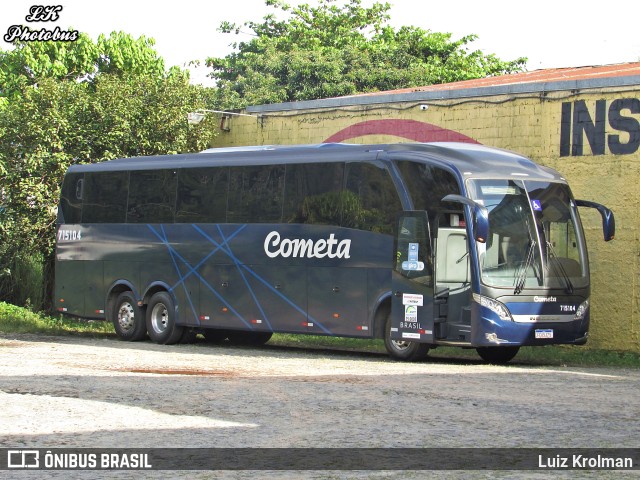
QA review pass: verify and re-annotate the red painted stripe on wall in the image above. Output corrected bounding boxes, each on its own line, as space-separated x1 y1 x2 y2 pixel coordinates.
324 119 479 144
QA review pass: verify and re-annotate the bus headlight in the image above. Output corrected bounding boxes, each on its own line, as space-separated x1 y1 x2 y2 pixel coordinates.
473 293 513 321
573 299 589 321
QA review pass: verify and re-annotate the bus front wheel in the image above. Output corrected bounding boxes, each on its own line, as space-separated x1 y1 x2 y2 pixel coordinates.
476 346 520 364
146 292 184 345
384 314 429 361
113 292 147 341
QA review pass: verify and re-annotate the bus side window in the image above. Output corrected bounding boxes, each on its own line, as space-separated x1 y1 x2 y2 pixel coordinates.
227 165 285 223
82 172 128 223
395 161 461 214
59 173 83 224
283 163 345 225
344 162 402 234
176 167 229 223
127 170 177 224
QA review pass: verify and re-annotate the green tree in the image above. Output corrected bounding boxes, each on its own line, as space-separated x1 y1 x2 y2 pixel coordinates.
0 33 217 309
207 0 527 106
0 31 165 100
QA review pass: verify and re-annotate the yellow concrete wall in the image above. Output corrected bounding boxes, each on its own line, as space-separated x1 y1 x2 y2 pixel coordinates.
209 85 640 352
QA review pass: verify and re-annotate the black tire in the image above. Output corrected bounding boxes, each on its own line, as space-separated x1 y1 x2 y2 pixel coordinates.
383 314 429 361
146 292 184 345
476 346 520 364
227 330 273 346
202 329 229 343
112 291 147 341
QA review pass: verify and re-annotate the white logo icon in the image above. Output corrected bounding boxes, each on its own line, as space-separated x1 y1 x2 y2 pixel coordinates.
8 450 39 468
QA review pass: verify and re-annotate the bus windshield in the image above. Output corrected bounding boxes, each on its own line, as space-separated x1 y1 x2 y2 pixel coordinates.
468 179 588 292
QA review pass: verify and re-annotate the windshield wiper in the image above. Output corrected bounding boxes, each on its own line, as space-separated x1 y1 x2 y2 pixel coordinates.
546 241 574 294
514 213 543 295
514 240 536 295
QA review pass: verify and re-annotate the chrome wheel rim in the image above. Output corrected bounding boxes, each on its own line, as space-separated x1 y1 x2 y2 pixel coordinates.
150 302 169 334
391 339 412 351
117 302 135 332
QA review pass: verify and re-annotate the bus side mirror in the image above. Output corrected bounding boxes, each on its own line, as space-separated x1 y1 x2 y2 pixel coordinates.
442 194 489 244
576 200 615 241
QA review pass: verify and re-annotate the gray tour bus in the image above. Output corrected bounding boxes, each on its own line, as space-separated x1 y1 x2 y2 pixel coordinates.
54 142 615 362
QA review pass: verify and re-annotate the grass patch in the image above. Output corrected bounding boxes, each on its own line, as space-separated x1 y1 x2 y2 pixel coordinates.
0 301 113 337
1 301 639 368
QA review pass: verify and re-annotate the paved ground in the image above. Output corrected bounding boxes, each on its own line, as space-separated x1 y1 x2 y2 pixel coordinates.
1 334 639 479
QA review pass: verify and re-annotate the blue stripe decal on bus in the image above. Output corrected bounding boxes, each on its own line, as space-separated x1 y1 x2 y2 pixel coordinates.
214 224 273 331
168 224 247 291
192 224 331 335
147 225 252 329
158 224 199 324
240 264 331 335
148 223 332 335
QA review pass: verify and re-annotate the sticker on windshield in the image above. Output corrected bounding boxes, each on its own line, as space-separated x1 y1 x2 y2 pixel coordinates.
408 243 419 261
402 242 424 271
401 261 424 271
531 199 542 211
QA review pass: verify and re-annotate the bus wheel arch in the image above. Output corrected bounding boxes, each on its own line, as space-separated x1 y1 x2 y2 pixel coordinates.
106 281 139 318
372 294 392 340
142 282 174 307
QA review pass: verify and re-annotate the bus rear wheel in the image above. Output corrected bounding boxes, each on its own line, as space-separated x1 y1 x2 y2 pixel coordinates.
146 292 184 345
476 346 520 364
383 314 429 361
112 292 147 341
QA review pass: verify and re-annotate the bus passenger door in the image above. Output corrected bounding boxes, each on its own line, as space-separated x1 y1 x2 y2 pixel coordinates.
391 212 435 344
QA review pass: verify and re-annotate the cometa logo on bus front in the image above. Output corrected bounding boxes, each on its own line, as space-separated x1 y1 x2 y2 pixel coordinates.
264 231 351 259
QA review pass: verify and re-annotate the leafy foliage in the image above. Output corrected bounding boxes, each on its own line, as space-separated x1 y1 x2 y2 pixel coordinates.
0 31 165 99
207 0 527 106
0 34 217 309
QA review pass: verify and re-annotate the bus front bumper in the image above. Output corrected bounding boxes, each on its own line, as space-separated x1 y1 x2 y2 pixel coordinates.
470 301 590 347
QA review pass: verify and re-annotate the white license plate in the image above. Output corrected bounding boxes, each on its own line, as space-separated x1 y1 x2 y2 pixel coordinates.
535 329 554 339
402 332 421 340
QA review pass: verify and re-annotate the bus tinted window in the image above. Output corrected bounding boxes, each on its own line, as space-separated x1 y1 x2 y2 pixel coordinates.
227 165 285 223
127 170 177 223
283 163 345 225
82 172 129 223
396 161 461 219
344 162 401 233
59 173 83 224
176 167 229 223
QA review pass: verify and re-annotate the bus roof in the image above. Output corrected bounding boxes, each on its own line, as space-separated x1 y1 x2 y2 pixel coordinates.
66 142 564 181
